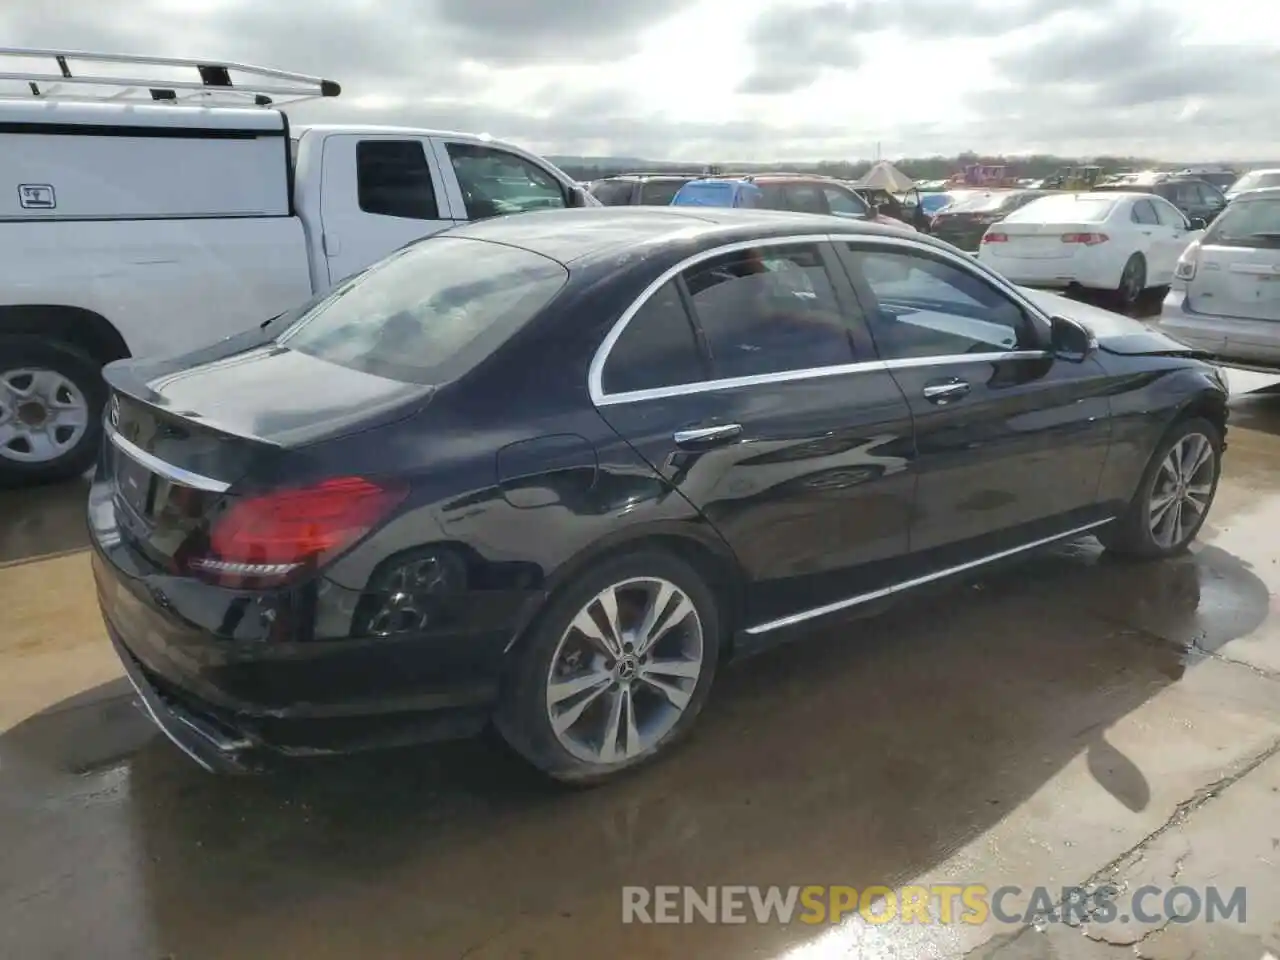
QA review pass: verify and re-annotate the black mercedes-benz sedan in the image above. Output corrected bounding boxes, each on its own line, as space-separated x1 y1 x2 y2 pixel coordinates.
90 207 1228 783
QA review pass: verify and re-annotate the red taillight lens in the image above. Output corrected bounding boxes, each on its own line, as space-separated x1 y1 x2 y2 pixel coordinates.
982 232 1008 243
189 476 408 586
1061 232 1109 245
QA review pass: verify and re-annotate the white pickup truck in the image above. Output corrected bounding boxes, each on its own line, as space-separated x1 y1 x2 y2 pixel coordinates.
0 49 595 483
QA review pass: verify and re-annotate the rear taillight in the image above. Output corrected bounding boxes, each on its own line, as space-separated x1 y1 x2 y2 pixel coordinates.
187 476 409 587
1174 243 1200 281
1061 232 1109 245
982 231 1008 243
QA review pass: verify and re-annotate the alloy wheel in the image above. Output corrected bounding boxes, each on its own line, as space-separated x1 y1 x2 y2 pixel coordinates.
545 576 704 765
1148 432 1215 549
0 367 90 464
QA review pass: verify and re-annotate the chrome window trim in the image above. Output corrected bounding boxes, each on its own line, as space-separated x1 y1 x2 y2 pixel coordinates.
745 517 1113 635
588 230 1056 408
105 424 232 494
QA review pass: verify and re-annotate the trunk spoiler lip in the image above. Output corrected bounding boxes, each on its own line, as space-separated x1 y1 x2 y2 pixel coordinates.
104 422 233 493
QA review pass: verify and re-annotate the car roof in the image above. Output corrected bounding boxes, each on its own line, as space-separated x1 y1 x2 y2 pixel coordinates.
440 207 916 266
1231 186 1280 200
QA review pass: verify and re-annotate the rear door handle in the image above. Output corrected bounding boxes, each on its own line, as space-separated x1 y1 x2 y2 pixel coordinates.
922 379 970 404
673 423 743 448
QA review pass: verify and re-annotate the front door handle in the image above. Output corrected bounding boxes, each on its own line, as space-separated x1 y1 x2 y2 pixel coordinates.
673 423 743 448
922 379 970 404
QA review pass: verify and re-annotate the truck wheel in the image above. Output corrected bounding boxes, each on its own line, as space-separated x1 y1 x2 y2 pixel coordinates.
0 336 106 487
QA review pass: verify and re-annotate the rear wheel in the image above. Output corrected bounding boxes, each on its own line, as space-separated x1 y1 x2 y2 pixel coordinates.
1102 417 1222 559
495 550 721 784
0 336 105 487
1115 254 1147 309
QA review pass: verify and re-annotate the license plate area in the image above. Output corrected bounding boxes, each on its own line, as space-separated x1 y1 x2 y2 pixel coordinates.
113 445 156 524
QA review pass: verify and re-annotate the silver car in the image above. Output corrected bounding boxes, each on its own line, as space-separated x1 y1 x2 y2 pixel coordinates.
1157 187 1280 370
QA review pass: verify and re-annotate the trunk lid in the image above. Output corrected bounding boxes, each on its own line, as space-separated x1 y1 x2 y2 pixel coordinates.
1186 243 1280 323
101 342 433 572
982 221 1094 260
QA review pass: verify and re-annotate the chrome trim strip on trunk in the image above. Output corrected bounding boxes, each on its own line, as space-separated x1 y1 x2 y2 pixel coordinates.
105 423 232 493
745 518 1114 635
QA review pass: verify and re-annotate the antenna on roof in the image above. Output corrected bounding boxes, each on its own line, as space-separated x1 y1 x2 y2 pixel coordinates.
0 47 340 107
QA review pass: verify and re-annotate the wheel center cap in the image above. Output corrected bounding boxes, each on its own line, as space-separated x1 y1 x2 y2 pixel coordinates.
616 656 638 680
17 401 47 427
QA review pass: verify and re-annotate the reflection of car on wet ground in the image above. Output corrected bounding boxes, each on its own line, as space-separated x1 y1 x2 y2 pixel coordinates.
928 189 1053 253
1157 187 1280 370
977 192 1206 309
92 207 1228 784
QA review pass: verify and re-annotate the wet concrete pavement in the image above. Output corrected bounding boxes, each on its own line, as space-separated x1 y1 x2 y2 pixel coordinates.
5 374 1280 959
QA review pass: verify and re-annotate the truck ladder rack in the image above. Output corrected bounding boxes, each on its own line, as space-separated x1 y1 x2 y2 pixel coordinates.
0 47 340 106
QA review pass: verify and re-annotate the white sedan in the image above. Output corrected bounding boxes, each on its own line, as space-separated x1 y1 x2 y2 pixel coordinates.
976 191 1205 307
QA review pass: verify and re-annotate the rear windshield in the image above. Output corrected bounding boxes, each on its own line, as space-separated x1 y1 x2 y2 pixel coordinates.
589 180 635 205
1004 195 1117 223
279 238 568 384
1228 171 1280 195
639 179 689 205
944 192 1017 213
672 181 737 206
1204 197 1280 250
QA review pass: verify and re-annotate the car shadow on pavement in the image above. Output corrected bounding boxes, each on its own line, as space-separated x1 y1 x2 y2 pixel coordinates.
0 535 1270 959
0 476 90 567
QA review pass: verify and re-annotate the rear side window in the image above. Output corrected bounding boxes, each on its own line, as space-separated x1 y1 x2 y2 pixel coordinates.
590 180 635 205
639 180 688 205
601 281 706 394
1204 198 1280 249
682 243 855 379
280 237 567 384
356 140 440 220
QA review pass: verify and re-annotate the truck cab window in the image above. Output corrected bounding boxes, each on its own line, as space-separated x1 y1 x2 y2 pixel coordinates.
445 142 567 220
356 140 440 220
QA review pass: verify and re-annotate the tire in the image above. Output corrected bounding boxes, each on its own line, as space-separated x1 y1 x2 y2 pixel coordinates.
0 335 106 487
1101 417 1222 559
495 549 722 785
1115 254 1147 310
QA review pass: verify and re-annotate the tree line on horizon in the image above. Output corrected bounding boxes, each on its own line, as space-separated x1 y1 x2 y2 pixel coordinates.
553 151 1247 183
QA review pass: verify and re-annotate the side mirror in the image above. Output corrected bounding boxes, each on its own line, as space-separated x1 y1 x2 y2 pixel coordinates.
1188 217 1207 230
567 185 589 208
1050 315 1096 362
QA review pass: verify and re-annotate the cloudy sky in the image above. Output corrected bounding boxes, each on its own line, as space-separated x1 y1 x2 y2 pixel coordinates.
5 0 1280 162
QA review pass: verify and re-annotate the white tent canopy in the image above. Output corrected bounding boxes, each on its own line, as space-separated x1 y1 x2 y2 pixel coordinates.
855 160 916 192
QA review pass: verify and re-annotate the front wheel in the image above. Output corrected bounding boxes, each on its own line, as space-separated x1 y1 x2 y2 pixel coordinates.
0 336 106 487
1102 417 1222 559
495 550 722 784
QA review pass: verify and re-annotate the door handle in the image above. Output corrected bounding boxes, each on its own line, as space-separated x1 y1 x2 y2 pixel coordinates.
922 379 970 403
673 423 743 448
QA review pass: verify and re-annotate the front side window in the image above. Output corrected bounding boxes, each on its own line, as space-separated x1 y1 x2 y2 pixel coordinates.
822 185 869 218
445 142 567 220
356 140 440 220
279 237 567 384
842 245 1032 360
783 183 828 215
601 281 706 394
1151 197 1189 229
1131 200 1159 225
681 243 855 380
